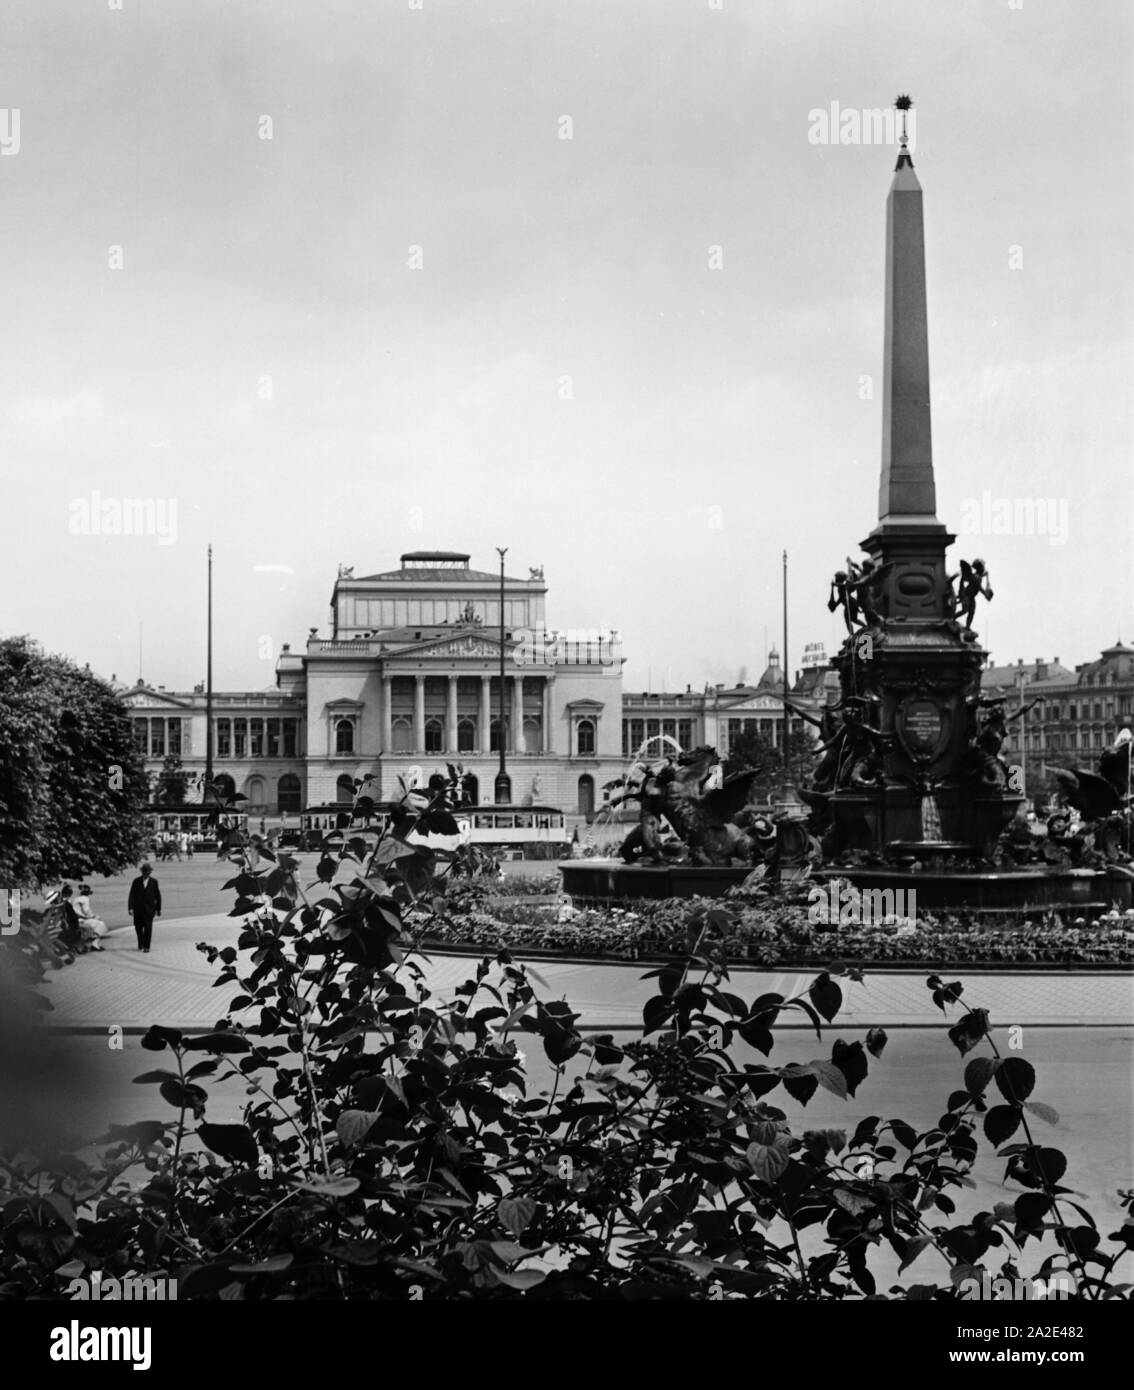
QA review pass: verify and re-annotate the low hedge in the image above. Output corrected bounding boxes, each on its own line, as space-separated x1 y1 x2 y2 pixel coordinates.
419 895 1134 965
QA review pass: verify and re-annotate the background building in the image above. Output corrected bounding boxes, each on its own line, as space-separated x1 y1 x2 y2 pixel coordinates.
121 552 625 819
982 644 1134 795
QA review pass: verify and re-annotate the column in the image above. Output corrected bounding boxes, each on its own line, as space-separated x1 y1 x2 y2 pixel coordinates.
480 676 491 755
381 675 392 752
542 677 552 755
414 674 425 753
447 674 458 754
512 674 525 753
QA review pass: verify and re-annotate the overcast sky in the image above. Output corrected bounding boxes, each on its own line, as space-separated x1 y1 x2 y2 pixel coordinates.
1 0 1130 696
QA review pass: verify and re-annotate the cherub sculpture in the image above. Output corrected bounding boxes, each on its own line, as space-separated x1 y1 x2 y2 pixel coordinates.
949 558 993 630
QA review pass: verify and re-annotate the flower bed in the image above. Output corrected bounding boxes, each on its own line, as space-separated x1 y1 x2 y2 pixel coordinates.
418 895 1134 966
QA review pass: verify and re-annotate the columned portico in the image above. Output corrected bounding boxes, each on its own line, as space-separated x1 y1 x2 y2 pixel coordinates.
480 675 492 754
512 673 524 753
447 675 458 754
414 674 425 753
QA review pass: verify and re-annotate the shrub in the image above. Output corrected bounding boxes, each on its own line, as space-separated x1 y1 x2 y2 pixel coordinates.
1 777 1131 1300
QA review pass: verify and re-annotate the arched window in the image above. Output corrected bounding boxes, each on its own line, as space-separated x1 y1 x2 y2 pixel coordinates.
493 773 511 805
278 774 301 813
457 718 476 754
576 719 596 756
245 776 265 809
424 718 444 754
336 774 355 804
391 717 413 753
577 774 595 818
335 719 354 754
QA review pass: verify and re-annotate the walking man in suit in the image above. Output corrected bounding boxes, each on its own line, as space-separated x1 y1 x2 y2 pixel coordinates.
127 863 162 952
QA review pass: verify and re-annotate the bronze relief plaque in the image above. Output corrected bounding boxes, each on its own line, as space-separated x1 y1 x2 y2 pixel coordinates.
898 695 948 763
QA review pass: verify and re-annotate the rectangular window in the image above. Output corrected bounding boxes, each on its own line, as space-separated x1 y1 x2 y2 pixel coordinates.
677 719 692 749
662 719 676 741
216 719 231 758
646 719 660 742
234 718 247 758
168 719 182 755
133 720 148 753
283 720 297 757
150 718 165 757
250 719 264 757
622 722 631 757
267 719 280 757
1068 704 1077 721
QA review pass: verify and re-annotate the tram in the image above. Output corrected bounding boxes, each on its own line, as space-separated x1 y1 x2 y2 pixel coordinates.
298 802 570 859
144 806 249 851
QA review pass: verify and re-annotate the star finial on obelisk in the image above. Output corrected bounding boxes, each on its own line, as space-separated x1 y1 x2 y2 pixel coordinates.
894 94 914 169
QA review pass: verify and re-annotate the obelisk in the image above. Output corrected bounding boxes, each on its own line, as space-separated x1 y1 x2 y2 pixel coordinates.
862 96 951 616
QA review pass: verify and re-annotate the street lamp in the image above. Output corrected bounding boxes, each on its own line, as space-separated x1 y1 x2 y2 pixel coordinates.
494 547 510 804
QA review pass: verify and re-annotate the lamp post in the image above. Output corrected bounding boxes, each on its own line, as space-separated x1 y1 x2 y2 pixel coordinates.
494 547 510 804
203 544 214 804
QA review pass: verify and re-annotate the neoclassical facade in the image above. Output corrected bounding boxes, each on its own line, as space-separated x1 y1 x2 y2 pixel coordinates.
122 552 626 817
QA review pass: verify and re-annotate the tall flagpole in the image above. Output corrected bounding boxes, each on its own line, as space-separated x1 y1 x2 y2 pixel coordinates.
782 549 790 785
204 545 214 802
495 548 509 804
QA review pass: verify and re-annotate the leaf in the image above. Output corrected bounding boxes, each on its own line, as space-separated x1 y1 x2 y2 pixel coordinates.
132 1069 182 1086
140 1025 183 1052
1033 1148 1067 1186
492 1268 547 1290
498 1197 538 1238
898 1234 933 1273
1024 1100 1060 1127
159 1078 207 1116
335 1110 378 1149
298 1175 360 1197
746 1141 790 1183
197 1122 258 1165
779 1064 818 1106
947 1009 990 1056
183 1031 252 1054
994 1057 1036 1104
964 1056 997 1096
229 1253 294 1274
1014 1193 1054 1231
808 973 843 1024
809 1059 848 1100
643 995 676 1036
984 1105 1022 1146
831 1039 868 1097
889 1119 918 1151
865 1027 887 1059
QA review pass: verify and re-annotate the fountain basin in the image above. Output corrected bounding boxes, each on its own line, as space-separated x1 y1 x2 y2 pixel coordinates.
558 858 1134 913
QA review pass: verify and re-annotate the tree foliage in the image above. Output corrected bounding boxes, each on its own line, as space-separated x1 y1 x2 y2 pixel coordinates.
0 636 149 888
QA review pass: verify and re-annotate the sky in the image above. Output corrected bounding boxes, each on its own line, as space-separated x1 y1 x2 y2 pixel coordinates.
1 0 1131 696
